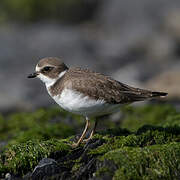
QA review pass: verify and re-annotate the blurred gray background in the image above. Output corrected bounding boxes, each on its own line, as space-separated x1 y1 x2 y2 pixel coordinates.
0 0 180 112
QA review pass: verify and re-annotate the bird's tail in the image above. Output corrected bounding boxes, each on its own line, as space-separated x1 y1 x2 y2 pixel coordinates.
123 90 168 102
151 91 168 98
124 89 168 102
118 82 168 102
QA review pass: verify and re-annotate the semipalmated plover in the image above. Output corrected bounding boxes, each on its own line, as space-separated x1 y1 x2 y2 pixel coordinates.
28 57 168 147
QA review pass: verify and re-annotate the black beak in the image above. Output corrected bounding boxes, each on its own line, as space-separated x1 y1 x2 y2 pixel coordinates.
27 72 38 78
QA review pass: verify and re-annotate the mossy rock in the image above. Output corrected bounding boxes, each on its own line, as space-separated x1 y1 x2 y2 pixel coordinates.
121 104 177 131
0 139 71 176
96 142 180 180
0 104 180 179
0 107 81 144
89 125 180 155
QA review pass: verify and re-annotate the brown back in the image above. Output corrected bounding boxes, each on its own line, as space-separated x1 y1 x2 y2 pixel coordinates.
49 67 163 104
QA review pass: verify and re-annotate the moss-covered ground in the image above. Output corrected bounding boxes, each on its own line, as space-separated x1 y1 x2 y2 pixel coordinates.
0 104 180 179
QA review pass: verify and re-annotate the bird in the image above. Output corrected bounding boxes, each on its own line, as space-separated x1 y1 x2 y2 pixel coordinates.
28 57 168 147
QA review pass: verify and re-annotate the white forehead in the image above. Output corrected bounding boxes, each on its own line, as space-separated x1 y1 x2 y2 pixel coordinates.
36 66 41 72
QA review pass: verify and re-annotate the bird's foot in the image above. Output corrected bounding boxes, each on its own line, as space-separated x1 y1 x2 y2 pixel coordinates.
71 142 80 148
71 135 94 148
71 137 92 148
82 129 95 143
82 137 92 143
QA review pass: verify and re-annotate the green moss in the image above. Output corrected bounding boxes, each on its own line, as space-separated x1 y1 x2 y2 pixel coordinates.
161 114 180 128
99 127 131 137
0 107 78 143
71 162 83 173
95 167 114 178
121 104 177 131
10 123 74 144
0 139 71 176
97 143 180 180
90 125 180 156
0 107 84 177
0 104 180 178
0 0 98 23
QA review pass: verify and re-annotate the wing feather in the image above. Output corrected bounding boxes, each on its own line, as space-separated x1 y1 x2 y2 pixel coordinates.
67 68 163 104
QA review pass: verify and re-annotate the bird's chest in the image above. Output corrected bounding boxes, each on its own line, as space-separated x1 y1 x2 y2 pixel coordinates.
48 88 106 116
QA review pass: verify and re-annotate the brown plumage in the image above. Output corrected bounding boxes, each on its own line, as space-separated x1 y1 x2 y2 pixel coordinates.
28 57 168 148
49 67 167 104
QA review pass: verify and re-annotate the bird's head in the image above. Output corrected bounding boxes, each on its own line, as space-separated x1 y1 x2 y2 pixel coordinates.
28 57 68 87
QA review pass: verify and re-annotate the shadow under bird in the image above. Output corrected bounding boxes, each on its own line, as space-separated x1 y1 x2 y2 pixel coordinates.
28 57 168 147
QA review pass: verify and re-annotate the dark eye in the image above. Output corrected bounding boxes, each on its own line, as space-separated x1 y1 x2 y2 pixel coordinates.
43 66 53 72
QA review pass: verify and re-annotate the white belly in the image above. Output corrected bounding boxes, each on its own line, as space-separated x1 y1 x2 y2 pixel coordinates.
48 88 121 117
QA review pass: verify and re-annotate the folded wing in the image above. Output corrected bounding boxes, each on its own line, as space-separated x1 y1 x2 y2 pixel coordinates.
68 68 167 104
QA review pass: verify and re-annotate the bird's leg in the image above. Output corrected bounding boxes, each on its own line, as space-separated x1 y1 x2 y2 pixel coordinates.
72 117 90 148
83 119 98 143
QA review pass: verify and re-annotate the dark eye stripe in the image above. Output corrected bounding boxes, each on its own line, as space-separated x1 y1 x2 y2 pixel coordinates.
43 66 53 72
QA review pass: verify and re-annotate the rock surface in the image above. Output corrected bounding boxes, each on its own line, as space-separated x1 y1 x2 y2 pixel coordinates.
31 158 60 179
0 105 180 179
1 1 180 112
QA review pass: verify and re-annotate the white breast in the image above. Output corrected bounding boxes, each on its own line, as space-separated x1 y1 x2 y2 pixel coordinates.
47 88 121 117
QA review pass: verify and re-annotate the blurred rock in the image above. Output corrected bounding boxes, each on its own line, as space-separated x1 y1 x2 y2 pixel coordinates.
111 62 144 89
165 9 180 39
0 24 99 112
1 0 180 112
145 68 180 99
146 34 175 60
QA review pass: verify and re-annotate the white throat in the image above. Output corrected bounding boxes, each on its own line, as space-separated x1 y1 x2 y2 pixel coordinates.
37 69 67 88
